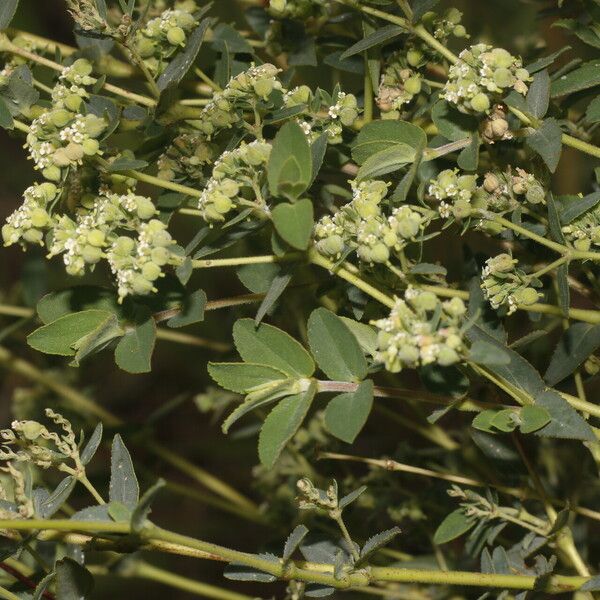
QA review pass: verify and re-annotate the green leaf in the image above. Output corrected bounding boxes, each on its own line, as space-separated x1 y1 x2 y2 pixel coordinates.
268 121 312 201
520 405 551 434
208 362 288 393
586 96 600 123
258 381 316 467
157 17 212 91
0 0 19 29
167 289 206 328
131 478 166 532
558 191 600 224
351 119 426 165
431 100 478 142
433 509 475 544
107 156 148 171
340 25 404 59
55 558 94 600
490 409 518 432
544 322 600 385
525 118 563 172
233 319 314 377
556 262 570 316
536 389 595 441
284 525 309 561
468 340 511 366
71 313 123 365
221 381 294 433
324 380 374 443
339 317 378 358
309 133 328 187
37 476 76 518
271 199 314 250
0 97 14 129
237 263 280 293
360 527 402 560
27 310 115 356
356 144 417 180
255 268 292 325
551 60 600 97
307 308 368 382
526 69 550 119
80 423 103 465
114 310 156 374
211 23 253 54
339 485 367 509
36 286 122 324
109 434 139 510
525 46 571 73
456 134 480 171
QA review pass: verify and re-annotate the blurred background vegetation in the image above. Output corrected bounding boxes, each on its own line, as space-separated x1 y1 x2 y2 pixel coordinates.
0 1 598 597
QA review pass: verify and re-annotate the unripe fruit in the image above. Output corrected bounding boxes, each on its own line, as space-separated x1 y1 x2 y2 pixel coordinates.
398 345 420 365
21 421 44 440
87 229 106 247
513 287 539 306
403 76 422 95
483 172 500 193
136 37 156 58
220 179 240 198
82 139 100 156
50 109 73 128
445 297 466 317
142 262 162 281
406 48 423 67
64 142 85 162
493 67 513 88
82 244 103 264
411 291 438 311
526 185 545 205
42 166 62 182
574 238 592 251
136 197 157 220
64 94 83 112
453 24 467 37
470 92 490 113
212 193 233 214
38 182 58 201
30 208 50 228
72 58 93 76
167 26 186 46
151 246 171 266
437 169 457 189
2 224 17 244
22 229 43 244
370 243 390 263
131 274 154 295
253 78 275 99
438 346 459 366
152 230 173 247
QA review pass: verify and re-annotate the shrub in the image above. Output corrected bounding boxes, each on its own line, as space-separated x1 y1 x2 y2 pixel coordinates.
0 0 600 597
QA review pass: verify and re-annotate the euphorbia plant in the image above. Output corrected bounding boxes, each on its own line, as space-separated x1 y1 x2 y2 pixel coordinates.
0 0 599 597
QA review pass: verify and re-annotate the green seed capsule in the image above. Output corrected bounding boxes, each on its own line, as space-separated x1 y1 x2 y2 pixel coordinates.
42 166 62 182
470 92 490 112
21 421 44 440
82 244 103 264
142 262 162 281
64 94 83 112
403 76 422 96
438 346 459 366
87 229 106 247
30 208 50 228
132 274 154 295
82 138 100 156
406 48 423 67
50 109 73 128
167 26 186 46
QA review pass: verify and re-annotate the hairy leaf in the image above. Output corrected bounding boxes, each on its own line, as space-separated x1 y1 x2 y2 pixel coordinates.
109 434 139 510
324 380 374 443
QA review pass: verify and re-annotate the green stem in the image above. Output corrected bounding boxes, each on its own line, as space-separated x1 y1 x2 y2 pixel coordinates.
531 256 569 279
0 518 589 593
78 474 106 505
0 37 156 107
333 513 360 562
309 250 395 309
0 585 20 600
192 253 303 269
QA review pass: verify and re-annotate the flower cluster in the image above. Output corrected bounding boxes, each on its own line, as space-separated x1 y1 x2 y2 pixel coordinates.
2 182 58 247
157 132 216 182
296 477 338 511
427 168 479 219
191 64 283 137
377 53 423 117
562 204 600 251
481 254 540 314
0 409 81 472
134 2 199 75
4 180 179 300
197 140 271 223
25 59 106 181
314 180 430 264
481 168 545 210
442 44 530 114
372 287 467 372
108 219 179 300
287 87 360 143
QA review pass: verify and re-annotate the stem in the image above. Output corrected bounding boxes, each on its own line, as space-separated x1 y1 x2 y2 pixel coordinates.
0 37 156 108
531 256 569 279
0 585 20 600
309 250 395 309
0 518 589 593
78 474 106 505
192 253 304 269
